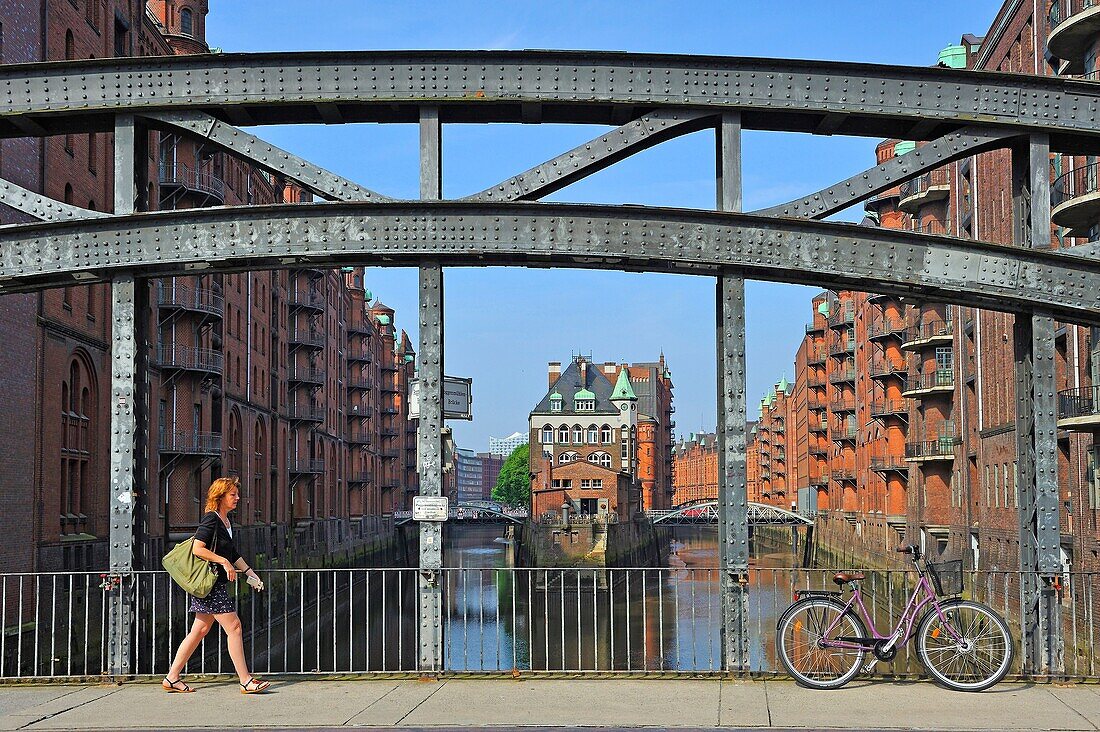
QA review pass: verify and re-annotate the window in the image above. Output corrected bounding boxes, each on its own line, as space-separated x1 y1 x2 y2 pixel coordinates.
935 346 953 375
551 479 572 489
556 426 569 443
600 425 612 444
580 479 603 489
180 7 194 36
87 133 97 173
61 355 95 534
114 16 129 58
65 29 75 60
576 399 595 411
540 425 553 444
588 452 612 469
586 425 598 443
572 425 583 443
559 452 579 464
550 398 562 412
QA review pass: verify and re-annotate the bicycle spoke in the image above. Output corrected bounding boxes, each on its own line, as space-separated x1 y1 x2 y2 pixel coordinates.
918 602 1010 689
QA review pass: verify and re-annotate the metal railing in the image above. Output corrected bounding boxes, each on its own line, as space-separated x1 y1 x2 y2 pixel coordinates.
909 219 949 235
159 430 222 455
905 370 955 393
870 453 909 472
902 320 953 346
1059 386 1100 420
155 345 223 374
832 425 858 441
870 399 908 418
158 161 225 201
829 365 856 384
868 319 907 339
288 458 325 474
905 437 959 459
286 403 325 422
899 167 949 202
290 329 325 348
1053 162 1100 209
288 365 325 384
155 282 224 317
1050 0 1099 31
289 288 325 310
829 399 857 413
5 567 1100 679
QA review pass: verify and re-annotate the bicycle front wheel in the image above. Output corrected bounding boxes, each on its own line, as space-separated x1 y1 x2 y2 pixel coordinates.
916 599 1014 691
777 598 867 689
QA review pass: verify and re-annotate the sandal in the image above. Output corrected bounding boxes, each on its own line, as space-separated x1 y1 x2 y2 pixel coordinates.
162 676 193 693
240 677 270 694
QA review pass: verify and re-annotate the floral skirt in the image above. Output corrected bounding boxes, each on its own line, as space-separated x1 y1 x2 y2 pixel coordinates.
189 582 235 615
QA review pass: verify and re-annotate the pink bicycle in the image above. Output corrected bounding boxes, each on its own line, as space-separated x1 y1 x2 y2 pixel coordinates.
776 544 1013 691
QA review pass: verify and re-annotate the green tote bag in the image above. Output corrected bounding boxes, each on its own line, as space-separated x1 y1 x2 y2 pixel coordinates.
162 530 219 598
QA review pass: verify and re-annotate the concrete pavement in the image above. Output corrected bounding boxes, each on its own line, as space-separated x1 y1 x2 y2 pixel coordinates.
0 678 1099 730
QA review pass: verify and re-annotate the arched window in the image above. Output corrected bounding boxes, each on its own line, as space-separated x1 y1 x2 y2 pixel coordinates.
572 424 583 443
560 452 580 464
180 8 194 36
588 452 612 469
63 184 73 204
586 424 598 443
600 425 612 443
254 419 267 523
61 353 96 534
541 425 554 444
65 30 75 60
557 426 569 444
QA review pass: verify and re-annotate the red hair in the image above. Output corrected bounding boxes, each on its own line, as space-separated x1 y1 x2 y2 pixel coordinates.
204 476 240 513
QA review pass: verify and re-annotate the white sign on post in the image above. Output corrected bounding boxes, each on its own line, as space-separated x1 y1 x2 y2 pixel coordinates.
412 496 450 522
408 376 472 420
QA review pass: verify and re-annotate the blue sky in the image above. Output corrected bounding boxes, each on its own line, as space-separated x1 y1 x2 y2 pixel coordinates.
207 1 1002 452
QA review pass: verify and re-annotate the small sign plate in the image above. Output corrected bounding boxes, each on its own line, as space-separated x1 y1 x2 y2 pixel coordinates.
408 376 473 420
412 496 450 522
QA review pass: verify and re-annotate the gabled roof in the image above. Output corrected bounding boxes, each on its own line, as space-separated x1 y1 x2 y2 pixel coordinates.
610 368 637 401
531 359 618 416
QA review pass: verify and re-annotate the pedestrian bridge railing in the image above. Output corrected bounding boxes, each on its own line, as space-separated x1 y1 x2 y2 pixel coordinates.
0 567 1094 680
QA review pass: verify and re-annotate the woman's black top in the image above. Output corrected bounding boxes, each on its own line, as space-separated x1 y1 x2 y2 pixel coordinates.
194 511 242 586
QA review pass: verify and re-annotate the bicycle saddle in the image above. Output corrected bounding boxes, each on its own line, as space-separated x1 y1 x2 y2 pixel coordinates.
832 571 865 585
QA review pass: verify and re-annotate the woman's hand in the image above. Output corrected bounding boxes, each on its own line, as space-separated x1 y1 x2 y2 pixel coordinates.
222 561 238 582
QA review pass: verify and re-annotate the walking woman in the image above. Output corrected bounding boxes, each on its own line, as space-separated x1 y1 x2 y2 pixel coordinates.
163 477 270 694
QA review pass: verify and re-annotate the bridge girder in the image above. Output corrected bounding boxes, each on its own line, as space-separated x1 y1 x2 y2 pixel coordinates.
1 202 1096 325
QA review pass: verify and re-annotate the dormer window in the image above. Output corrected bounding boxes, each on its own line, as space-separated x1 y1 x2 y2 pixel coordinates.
550 397 562 412
575 399 595 411
180 8 194 36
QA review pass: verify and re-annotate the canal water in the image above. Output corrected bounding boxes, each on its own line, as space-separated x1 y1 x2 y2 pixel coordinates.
440 524 801 672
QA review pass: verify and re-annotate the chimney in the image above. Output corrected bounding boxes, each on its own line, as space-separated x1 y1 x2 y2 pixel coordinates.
548 361 561 388
580 358 587 385
603 362 616 375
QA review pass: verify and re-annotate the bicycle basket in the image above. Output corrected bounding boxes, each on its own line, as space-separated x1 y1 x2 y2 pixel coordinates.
927 559 963 596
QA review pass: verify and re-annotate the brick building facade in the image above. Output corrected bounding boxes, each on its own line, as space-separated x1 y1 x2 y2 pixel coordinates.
0 1 419 573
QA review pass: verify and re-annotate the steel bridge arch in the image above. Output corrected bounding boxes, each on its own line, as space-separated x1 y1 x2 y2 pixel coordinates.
648 501 813 526
393 502 526 525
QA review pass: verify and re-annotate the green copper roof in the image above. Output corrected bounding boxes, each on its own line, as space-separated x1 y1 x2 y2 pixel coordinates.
610 369 637 400
777 376 791 394
894 141 916 156
938 44 967 69
376 314 391 326
364 289 372 301
550 391 562 401
817 301 830 316
574 388 596 400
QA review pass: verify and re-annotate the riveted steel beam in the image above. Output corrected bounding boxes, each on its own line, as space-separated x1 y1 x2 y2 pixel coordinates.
716 112 749 672
466 109 713 202
1 202 1098 324
3 52 1100 153
417 107 444 674
0 177 107 223
146 111 391 202
753 126 1018 219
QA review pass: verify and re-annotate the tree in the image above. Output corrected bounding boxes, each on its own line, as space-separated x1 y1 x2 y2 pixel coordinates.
491 443 530 508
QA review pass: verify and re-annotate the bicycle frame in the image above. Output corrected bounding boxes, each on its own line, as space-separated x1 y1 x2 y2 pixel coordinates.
816 569 966 654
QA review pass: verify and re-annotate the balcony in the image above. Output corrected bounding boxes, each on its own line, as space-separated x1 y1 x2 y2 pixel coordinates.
901 320 953 350
831 467 856 482
805 321 825 334
828 337 855 357
871 454 909 474
156 283 223 319
1052 163 1100 235
158 161 224 205
347 348 373 363
1048 0 1100 74
348 377 373 390
348 405 370 420
289 288 325 313
382 407 399 416
807 374 827 388
868 319 907 341
159 430 222 456
288 458 325 475
809 446 828 457
348 471 374 484
289 329 325 349
898 168 950 213
288 365 325 386
905 437 958 463
830 400 857 414
347 430 372 445
870 399 909 420
830 365 856 384
381 362 399 372
1058 386 1100 431
808 474 829 488
908 219 949 236
809 422 828 434
869 360 908 381
156 345 223 375
827 307 855 329
902 370 955 398
808 349 828 366
347 323 374 336
286 403 325 423
381 449 400 459
832 425 858 442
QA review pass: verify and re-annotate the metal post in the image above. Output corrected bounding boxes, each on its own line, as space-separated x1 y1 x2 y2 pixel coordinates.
417 106 444 673
1013 133 1063 677
716 112 750 671
105 114 143 678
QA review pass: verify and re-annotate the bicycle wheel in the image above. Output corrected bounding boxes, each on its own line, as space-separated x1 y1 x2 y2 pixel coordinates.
777 597 868 689
916 599 1014 691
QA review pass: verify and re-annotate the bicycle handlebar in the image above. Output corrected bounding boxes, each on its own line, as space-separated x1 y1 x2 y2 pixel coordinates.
896 544 922 561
